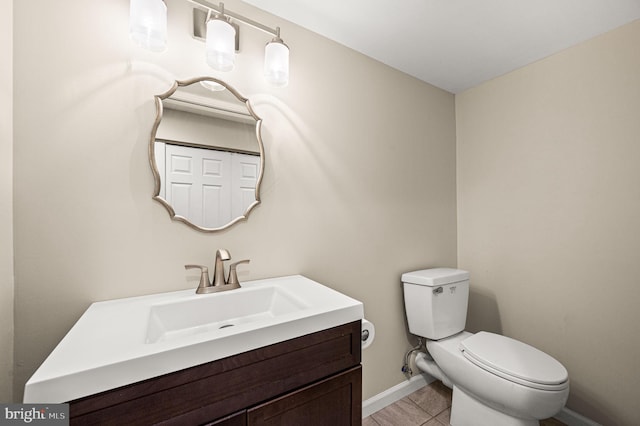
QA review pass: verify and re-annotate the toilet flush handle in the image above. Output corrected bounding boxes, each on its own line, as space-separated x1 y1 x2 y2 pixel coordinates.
433 287 444 295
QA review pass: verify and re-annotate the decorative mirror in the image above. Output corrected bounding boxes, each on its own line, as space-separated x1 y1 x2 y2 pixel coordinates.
150 77 264 232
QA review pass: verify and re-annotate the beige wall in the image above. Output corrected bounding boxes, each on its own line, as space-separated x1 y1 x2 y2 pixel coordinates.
157 109 257 152
457 20 640 425
11 0 456 401
1 0 14 403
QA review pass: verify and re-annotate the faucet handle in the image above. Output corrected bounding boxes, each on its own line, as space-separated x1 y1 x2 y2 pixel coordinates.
185 264 211 294
227 259 250 288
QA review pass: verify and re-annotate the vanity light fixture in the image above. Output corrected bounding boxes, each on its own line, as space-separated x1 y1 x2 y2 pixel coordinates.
129 0 167 52
193 1 290 87
264 28 289 87
130 0 290 87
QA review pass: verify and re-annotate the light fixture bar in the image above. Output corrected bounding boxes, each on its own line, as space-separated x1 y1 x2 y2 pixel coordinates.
193 9 240 50
188 0 279 37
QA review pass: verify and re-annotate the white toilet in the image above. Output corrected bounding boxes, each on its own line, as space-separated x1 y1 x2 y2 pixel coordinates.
402 268 569 426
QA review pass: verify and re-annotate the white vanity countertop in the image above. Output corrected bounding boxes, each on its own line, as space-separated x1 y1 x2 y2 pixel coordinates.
23 275 364 403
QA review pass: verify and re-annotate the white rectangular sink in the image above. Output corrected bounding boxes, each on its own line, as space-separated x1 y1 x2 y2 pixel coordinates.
146 285 308 343
24 275 363 403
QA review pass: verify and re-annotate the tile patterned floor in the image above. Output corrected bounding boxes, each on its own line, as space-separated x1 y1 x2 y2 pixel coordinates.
363 381 567 426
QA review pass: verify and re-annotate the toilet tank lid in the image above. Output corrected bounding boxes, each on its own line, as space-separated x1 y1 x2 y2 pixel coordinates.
401 268 469 286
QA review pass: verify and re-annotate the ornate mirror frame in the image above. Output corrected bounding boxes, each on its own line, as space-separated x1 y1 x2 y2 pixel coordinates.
149 77 265 232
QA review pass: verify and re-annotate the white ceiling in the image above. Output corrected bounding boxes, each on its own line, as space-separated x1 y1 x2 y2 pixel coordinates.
242 0 640 93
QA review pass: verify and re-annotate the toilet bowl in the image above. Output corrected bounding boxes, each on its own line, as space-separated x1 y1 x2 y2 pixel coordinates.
402 268 570 426
426 331 569 426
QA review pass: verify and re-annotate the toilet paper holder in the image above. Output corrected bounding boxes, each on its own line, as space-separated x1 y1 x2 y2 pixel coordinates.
361 318 375 349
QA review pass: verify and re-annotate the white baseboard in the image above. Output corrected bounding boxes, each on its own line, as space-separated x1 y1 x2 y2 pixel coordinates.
362 375 601 426
362 374 435 418
555 407 602 426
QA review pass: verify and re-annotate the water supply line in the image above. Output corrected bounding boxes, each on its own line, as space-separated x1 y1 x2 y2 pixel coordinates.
401 337 453 388
401 338 423 377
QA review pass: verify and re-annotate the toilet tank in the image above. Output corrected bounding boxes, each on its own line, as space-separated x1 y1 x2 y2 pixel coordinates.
402 268 470 340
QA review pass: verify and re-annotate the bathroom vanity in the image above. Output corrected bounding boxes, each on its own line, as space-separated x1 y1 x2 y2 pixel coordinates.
24 275 364 425
68 321 361 425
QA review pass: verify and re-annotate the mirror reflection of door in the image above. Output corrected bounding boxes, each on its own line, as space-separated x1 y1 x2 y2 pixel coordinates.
151 78 264 231
155 142 260 229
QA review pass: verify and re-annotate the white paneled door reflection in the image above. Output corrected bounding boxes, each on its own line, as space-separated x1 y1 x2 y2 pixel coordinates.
232 153 261 221
158 142 260 228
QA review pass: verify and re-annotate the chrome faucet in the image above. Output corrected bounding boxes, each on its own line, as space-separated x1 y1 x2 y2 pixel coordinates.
185 249 250 294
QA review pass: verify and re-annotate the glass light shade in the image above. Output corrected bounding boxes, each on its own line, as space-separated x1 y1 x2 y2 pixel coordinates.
200 80 226 92
264 40 289 87
129 0 167 52
206 18 236 72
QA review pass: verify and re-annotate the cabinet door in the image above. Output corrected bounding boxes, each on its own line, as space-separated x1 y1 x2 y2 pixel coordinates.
247 366 362 426
204 410 246 426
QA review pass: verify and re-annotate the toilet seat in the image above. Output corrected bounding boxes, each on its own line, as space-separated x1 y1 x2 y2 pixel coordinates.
459 332 569 391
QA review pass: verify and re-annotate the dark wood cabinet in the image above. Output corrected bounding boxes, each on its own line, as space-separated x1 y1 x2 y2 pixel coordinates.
68 321 362 425
247 366 361 426
204 410 246 426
